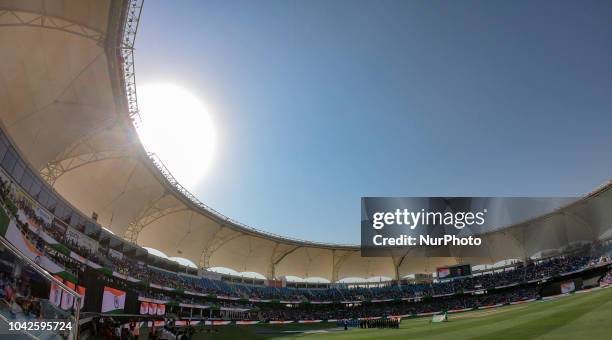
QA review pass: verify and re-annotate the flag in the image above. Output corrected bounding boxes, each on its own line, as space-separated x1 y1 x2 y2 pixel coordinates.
61 281 76 310
74 285 86 310
49 276 63 307
101 287 126 313
140 302 149 315
148 303 157 315
437 268 450 279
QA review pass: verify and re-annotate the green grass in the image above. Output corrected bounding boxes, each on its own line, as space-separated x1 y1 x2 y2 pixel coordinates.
193 287 612 340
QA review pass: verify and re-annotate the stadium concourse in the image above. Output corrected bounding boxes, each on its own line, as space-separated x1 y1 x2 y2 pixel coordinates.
0 0 612 339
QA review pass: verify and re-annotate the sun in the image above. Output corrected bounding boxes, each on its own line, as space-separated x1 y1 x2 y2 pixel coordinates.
136 83 216 189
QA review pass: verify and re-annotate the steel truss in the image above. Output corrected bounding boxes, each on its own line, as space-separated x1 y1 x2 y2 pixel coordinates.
39 121 139 186
332 251 355 283
198 229 244 269
120 0 144 125
267 244 301 279
0 9 105 44
124 200 189 243
147 152 353 248
40 149 133 186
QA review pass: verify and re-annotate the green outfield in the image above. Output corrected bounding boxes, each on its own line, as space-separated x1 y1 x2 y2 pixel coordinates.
193 286 612 340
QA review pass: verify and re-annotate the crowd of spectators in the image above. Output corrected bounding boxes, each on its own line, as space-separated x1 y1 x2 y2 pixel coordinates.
10 213 86 278
0 270 41 319
10 189 612 302
1 176 612 323
258 286 539 321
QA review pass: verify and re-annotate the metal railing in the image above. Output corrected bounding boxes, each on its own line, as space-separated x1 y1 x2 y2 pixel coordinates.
0 236 81 339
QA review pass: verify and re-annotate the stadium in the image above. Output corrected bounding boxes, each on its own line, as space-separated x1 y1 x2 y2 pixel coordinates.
0 0 611 339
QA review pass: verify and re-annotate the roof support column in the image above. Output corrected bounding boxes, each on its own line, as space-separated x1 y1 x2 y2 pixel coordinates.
331 250 353 283
267 245 301 280
198 228 243 269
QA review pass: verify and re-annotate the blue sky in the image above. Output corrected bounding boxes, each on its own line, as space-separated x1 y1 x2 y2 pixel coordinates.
135 0 612 244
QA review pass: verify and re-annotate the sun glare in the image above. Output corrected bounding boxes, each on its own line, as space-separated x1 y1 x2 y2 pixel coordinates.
136 83 216 189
